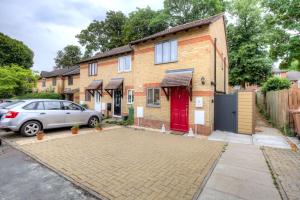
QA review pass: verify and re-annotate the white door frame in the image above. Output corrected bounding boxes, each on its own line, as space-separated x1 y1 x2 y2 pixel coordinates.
112 90 122 117
94 92 102 112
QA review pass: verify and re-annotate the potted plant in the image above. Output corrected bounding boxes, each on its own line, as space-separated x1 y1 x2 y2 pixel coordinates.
36 131 45 140
95 122 102 131
71 124 79 134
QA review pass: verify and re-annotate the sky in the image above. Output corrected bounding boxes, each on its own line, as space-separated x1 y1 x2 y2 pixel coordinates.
0 0 163 72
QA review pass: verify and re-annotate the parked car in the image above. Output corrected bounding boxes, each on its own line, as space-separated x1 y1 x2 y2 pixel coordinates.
0 100 25 119
0 99 102 137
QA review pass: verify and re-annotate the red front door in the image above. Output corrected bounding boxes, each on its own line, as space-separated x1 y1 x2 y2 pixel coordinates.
170 87 189 132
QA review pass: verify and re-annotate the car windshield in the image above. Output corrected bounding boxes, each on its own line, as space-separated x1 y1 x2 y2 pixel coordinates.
2 101 25 109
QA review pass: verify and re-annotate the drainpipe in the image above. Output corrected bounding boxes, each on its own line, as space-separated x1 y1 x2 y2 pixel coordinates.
214 38 217 93
224 57 226 94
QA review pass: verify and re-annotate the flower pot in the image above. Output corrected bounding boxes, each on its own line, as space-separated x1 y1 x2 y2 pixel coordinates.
36 132 44 140
95 127 102 131
71 127 78 134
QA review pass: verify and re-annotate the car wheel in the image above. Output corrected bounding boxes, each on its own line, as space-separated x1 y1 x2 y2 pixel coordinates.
20 121 42 137
88 116 99 128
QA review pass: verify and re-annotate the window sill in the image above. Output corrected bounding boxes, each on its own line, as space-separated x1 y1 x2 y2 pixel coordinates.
118 70 132 73
146 104 161 108
154 60 178 65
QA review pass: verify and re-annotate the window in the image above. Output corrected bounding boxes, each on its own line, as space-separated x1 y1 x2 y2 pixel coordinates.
127 89 134 104
147 88 160 106
155 40 178 64
118 55 131 72
85 90 91 101
42 79 46 87
52 77 56 86
44 101 62 110
23 102 44 110
68 76 73 85
88 63 97 76
62 102 82 110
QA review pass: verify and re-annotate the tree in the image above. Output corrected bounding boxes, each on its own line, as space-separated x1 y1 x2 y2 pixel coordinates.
227 0 272 87
123 7 169 43
261 77 291 93
0 32 34 68
263 0 300 70
0 65 37 98
164 0 225 26
54 45 82 68
76 11 127 57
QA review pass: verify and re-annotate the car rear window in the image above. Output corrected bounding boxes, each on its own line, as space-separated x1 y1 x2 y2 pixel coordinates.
23 102 44 110
44 101 62 110
4 101 25 109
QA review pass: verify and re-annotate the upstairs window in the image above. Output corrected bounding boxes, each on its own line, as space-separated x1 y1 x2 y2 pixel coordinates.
118 55 131 72
42 79 46 87
88 63 97 76
68 76 73 85
52 77 56 86
155 40 178 64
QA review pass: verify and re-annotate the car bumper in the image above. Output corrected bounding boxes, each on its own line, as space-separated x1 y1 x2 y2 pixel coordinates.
0 119 19 131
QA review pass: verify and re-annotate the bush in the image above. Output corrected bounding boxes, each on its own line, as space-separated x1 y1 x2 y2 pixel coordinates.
261 77 291 93
16 92 62 99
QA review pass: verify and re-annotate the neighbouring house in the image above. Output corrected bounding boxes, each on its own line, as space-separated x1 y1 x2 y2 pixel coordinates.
79 13 228 135
272 68 287 78
36 66 80 103
286 71 300 88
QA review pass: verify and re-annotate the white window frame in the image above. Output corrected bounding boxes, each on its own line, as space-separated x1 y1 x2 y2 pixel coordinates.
147 88 160 107
127 89 134 104
155 40 178 64
88 63 97 76
118 55 132 73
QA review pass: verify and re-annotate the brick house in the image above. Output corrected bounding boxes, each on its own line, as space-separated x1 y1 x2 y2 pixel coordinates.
36 66 80 103
79 13 228 135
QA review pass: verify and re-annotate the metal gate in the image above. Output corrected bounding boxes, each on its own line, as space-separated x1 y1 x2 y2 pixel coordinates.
214 93 237 133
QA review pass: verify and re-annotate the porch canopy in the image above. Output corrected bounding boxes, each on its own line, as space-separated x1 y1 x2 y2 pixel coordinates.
104 78 124 97
63 88 79 94
86 80 103 96
160 69 193 101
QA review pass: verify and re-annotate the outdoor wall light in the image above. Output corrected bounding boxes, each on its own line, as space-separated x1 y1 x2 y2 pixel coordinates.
201 77 206 85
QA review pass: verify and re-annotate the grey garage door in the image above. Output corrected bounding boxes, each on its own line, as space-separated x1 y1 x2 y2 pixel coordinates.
214 93 237 133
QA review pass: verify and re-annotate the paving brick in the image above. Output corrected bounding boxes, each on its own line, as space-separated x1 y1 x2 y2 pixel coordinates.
21 128 224 200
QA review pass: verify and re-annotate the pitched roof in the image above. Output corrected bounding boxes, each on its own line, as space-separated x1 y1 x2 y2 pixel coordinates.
79 45 133 63
130 13 224 45
287 71 300 81
79 13 224 64
40 65 80 78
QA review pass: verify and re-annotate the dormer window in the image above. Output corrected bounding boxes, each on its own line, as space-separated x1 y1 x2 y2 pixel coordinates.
118 55 131 72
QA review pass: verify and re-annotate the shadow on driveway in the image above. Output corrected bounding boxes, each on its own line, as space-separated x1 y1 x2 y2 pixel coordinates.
0 141 98 200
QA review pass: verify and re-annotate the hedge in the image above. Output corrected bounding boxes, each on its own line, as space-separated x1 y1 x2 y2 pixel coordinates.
261 77 291 93
16 92 62 100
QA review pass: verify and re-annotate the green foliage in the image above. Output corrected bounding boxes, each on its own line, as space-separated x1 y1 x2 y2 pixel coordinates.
228 0 272 87
80 103 88 109
123 7 169 43
261 77 291 93
54 45 82 68
0 32 34 68
164 0 225 26
263 0 300 70
0 65 37 98
76 11 127 57
16 91 62 100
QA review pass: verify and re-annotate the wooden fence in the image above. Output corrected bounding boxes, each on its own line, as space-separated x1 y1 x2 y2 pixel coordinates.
256 88 300 128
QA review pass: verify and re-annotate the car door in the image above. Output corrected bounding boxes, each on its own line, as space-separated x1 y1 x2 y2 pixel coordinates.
43 101 66 128
62 101 88 125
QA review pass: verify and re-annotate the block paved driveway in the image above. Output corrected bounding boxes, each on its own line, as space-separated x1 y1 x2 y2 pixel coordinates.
20 128 224 200
263 147 300 200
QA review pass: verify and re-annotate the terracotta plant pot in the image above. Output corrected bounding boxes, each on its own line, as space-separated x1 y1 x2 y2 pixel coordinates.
71 127 79 134
36 131 44 140
95 127 102 131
